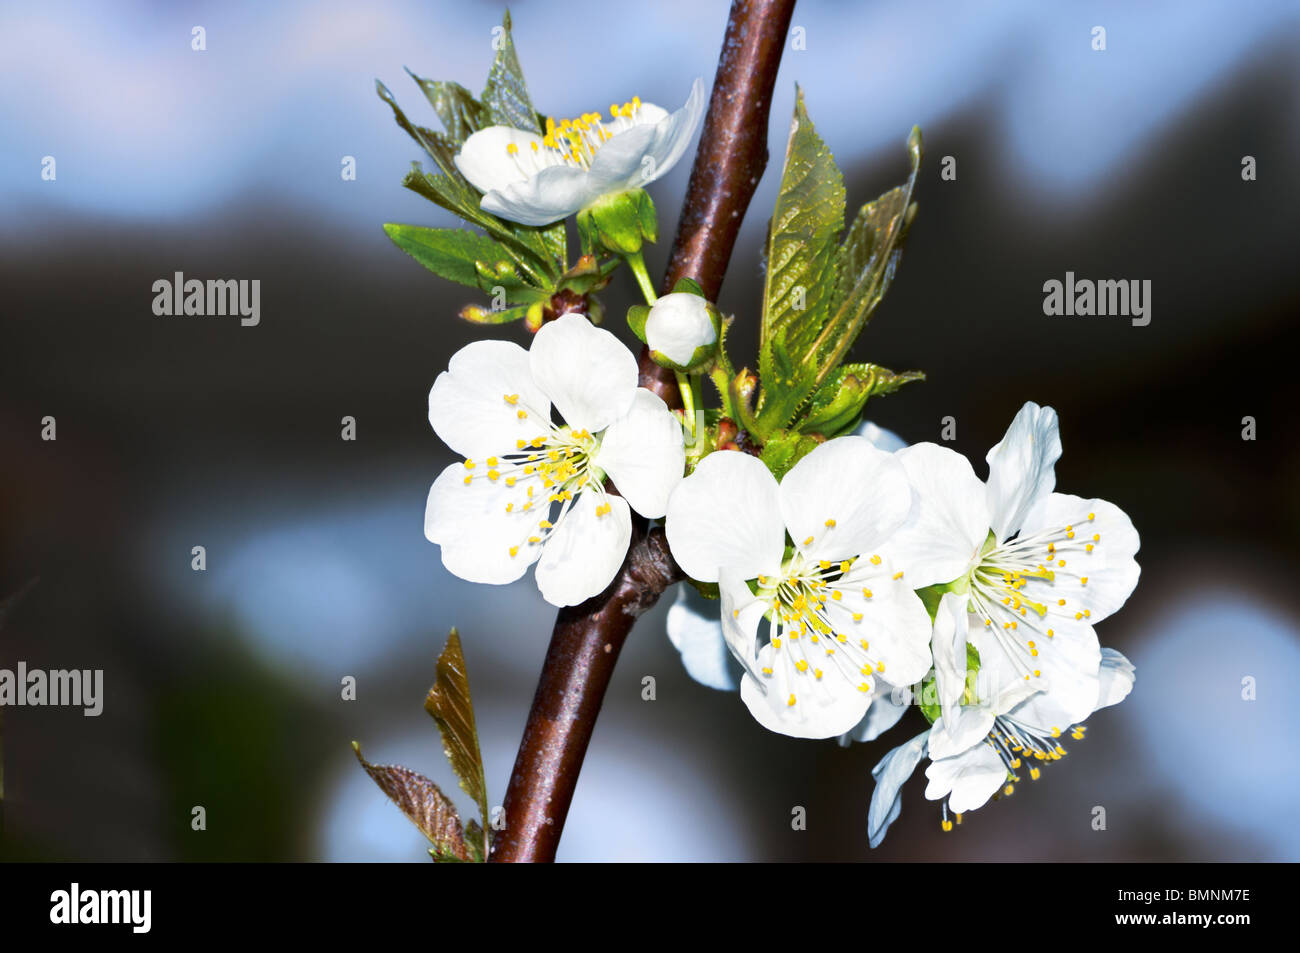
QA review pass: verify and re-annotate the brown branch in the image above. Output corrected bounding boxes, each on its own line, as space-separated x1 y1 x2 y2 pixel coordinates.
489 0 797 863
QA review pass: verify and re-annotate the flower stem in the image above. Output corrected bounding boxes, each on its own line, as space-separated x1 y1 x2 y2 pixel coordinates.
489 0 798 864
626 250 658 305
677 370 697 439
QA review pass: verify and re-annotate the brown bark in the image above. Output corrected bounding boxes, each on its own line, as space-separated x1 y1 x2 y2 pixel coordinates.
489 0 797 862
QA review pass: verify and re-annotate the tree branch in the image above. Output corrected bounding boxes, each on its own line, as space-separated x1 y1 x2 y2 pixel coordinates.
489 0 797 863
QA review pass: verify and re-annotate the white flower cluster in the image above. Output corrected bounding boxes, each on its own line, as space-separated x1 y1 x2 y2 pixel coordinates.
424 316 1138 842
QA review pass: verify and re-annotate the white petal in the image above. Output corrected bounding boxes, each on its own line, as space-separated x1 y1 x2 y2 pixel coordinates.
665 450 785 583
594 388 684 518
480 163 601 226
929 590 971 729
888 443 991 588
428 339 550 460
928 704 995 760
924 742 1006 813
825 565 934 688
529 313 638 434
718 567 772 679
853 419 908 453
980 614 1100 733
840 681 911 746
534 492 631 607
644 292 716 365
665 582 741 691
985 401 1062 542
586 122 662 193
867 730 929 848
633 77 706 188
1095 647 1136 710
424 462 539 585
739 642 874 740
781 436 912 564
453 125 552 194
1019 492 1141 625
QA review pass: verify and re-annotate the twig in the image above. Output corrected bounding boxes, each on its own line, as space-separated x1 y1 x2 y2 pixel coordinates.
489 0 797 862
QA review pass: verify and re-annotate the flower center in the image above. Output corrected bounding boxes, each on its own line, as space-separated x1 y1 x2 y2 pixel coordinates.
963 513 1104 682
459 393 612 558
751 550 898 707
502 98 647 172
937 717 1088 833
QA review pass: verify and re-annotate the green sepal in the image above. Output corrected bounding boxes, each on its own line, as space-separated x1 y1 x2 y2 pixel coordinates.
627 304 650 343
671 276 706 298
576 189 657 256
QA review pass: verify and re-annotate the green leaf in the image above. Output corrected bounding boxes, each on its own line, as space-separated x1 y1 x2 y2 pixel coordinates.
424 629 490 858
481 11 542 134
806 127 923 385
351 742 471 861
401 167 557 283
383 223 533 297
755 87 846 435
798 363 924 436
407 72 489 142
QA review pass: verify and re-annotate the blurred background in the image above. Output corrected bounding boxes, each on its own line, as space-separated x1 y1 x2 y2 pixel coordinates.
2 0 1298 862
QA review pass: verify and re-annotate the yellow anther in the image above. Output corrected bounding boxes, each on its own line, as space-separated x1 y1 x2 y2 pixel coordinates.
840 560 851 572
1030 767 1041 780
772 637 781 648
857 682 871 692
1004 785 1014 796
825 518 836 528
528 536 541 544
463 459 475 469
463 475 472 485
761 666 772 675
831 590 842 601
1088 512 1095 520
503 394 519 405
1085 544 1094 552
488 469 500 482
1080 576 1088 585
538 519 553 529
852 612 863 622
787 694 797 707
516 439 527 449
804 535 814 546
1083 609 1091 618
814 668 823 680
862 588 873 598
517 409 527 419
819 560 830 570
1093 533 1100 542
870 554 882 565
509 545 519 557
1033 669 1041 677
941 819 954 832
795 659 808 673
1075 612 1083 620
1058 599 1066 606
505 503 514 512
893 571 904 580
1047 628 1054 637
506 142 518 155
